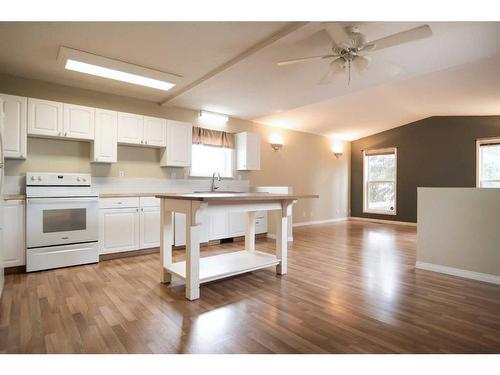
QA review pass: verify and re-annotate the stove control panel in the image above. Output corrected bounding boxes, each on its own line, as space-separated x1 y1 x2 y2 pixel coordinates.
26 172 92 186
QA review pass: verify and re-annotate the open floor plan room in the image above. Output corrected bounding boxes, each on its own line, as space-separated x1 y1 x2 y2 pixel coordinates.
1 2 500 370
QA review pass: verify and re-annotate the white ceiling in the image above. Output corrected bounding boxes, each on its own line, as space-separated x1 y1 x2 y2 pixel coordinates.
1 21 499 140
0 22 287 101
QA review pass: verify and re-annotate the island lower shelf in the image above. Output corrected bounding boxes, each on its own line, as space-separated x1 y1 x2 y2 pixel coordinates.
165 250 280 284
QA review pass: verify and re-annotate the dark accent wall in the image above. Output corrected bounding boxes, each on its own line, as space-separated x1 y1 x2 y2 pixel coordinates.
350 116 500 223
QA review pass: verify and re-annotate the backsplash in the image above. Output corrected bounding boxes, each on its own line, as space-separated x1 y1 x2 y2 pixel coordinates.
3 175 249 195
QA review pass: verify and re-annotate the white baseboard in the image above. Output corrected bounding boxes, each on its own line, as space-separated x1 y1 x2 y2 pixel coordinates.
349 216 417 227
292 217 347 227
416 261 500 285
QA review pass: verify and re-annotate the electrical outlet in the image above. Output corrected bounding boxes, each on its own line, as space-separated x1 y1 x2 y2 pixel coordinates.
119 171 124 178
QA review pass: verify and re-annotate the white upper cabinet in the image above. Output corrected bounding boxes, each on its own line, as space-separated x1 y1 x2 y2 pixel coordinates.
117 112 143 145
0 93 27 159
143 116 166 147
63 103 95 140
28 98 63 137
117 112 166 147
236 132 261 170
160 120 192 167
92 109 117 163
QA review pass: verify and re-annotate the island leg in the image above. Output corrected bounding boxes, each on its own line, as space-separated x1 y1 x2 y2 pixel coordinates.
185 204 201 300
159 200 173 283
276 201 290 275
245 211 257 252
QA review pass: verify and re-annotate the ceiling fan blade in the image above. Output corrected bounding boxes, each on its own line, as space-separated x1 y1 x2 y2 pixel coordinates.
353 55 370 75
277 54 335 66
322 22 351 46
319 58 345 85
369 24 432 51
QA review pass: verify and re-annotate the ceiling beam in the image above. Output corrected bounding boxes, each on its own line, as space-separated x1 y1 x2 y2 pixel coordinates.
159 22 308 106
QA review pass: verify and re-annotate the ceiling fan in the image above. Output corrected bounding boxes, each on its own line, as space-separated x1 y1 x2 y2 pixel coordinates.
277 23 432 85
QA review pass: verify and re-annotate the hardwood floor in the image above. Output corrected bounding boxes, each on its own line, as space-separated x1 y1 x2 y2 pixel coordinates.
1 220 500 354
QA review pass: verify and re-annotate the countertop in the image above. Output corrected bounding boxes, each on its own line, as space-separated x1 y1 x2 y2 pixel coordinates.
154 192 319 201
3 194 26 201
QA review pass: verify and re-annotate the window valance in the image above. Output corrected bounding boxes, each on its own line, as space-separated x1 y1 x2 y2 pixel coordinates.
192 126 234 148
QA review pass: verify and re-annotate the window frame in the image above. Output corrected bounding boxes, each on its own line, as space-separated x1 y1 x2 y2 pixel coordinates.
362 147 398 215
476 137 500 188
189 143 235 178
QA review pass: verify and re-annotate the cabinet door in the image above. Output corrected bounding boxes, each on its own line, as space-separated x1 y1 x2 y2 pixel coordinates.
246 132 261 170
117 112 143 145
99 208 140 254
143 116 166 147
93 109 117 163
255 211 268 234
0 94 27 159
28 98 63 137
140 206 160 249
209 211 228 240
2 200 25 267
63 103 95 140
228 211 245 237
161 120 192 167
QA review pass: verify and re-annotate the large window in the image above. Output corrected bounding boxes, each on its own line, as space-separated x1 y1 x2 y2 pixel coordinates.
363 147 397 215
477 138 500 188
190 144 234 178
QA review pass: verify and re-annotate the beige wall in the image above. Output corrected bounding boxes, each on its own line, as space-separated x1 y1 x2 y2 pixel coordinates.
1 73 350 223
417 188 500 280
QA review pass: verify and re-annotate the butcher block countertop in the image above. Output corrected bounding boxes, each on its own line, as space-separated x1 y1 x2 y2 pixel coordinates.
155 192 319 201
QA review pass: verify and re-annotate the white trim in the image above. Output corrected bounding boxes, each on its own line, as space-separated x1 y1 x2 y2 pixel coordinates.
476 137 500 188
292 217 347 227
416 261 500 285
349 216 416 227
362 147 398 215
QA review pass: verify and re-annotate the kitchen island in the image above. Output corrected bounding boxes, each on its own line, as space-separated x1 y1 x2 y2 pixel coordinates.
155 192 318 300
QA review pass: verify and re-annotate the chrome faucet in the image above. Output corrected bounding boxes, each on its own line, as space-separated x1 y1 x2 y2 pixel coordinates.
211 172 221 192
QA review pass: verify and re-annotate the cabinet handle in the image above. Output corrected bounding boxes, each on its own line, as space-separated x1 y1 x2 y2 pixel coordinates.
136 208 139 212
141 140 144 144
145 140 148 145
141 208 144 212
58 131 62 136
64 132 67 136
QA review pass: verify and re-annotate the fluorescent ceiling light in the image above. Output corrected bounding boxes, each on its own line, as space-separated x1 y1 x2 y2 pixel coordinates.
65 59 175 91
58 46 182 92
199 110 229 124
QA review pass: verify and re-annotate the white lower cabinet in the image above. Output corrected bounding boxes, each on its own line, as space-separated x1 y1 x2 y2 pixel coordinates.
140 206 160 249
2 200 26 267
174 210 267 246
99 207 140 254
99 197 161 254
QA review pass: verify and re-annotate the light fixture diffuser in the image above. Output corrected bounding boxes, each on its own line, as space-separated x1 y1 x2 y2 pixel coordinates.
199 110 229 124
58 46 182 92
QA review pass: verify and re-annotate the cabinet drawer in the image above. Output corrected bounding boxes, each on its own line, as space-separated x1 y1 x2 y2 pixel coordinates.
139 196 160 207
99 197 139 209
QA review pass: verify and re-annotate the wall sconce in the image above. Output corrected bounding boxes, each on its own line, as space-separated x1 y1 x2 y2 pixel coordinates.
271 143 283 152
331 140 343 159
269 134 284 152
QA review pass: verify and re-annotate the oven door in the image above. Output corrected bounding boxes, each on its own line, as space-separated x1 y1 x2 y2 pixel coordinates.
26 197 99 248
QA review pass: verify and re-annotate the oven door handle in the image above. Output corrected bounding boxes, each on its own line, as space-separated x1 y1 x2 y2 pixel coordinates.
27 197 99 204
